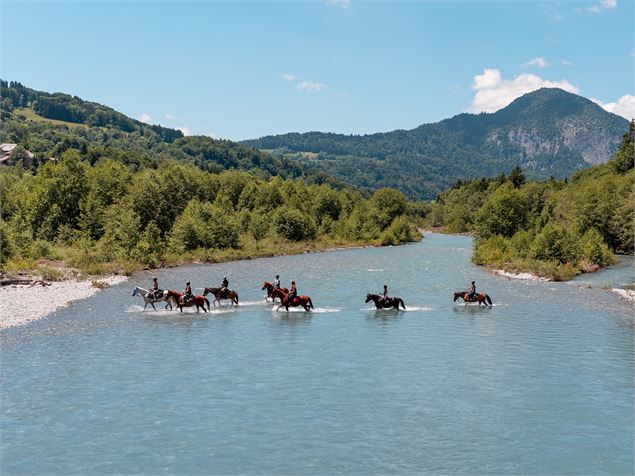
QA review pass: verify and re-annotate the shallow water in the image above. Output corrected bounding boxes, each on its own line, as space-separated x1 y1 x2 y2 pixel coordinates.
2 234 633 474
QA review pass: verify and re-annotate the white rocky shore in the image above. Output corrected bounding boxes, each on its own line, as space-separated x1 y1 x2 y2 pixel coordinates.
0 275 128 330
492 269 550 282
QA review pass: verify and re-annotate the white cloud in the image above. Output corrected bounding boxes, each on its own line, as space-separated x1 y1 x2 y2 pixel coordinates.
469 68 578 113
281 73 296 82
590 95 635 120
561 60 575 66
326 0 350 8
297 81 327 92
164 113 183 122
139 113 151 123
586 0 617 12
630 49 635 57
522 57 550 68
176 126 192 136
207 132 217 139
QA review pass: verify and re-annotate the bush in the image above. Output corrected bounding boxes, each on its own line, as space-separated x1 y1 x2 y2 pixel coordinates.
580 228 614 267
530 223 581 265
379 216 415 246
273 206 316 242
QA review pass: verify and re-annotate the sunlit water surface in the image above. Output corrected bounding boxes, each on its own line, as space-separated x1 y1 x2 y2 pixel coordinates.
2 234 633 474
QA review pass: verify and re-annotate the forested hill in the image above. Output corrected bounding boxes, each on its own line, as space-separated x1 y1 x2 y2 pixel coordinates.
0 80 336 185
242 88 629 199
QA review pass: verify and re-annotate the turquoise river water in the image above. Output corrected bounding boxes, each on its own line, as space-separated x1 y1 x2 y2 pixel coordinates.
1 233 633 474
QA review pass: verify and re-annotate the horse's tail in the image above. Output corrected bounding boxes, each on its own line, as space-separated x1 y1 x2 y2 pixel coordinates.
400 298 406 310
485 294 492 306
308 297 314 310
204 297 210 311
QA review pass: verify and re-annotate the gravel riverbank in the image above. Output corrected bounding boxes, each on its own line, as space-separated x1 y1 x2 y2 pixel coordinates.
0 275 128 330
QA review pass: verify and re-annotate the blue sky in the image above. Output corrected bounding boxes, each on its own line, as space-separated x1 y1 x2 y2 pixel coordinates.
1 0 633 140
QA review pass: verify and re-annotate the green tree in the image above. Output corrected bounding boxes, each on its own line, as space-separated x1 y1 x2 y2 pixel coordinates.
474 184 528 239
273 206 316 241
370 188 407 230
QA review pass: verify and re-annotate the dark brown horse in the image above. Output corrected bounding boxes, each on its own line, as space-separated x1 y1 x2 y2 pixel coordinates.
203 287 239 306
165 290 210 313
453 291 493 306
271 288 314 312
262 281 289 302
365 293 406 310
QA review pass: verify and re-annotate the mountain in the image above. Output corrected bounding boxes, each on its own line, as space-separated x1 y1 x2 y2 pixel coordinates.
0 80 339 187
242 88 629 199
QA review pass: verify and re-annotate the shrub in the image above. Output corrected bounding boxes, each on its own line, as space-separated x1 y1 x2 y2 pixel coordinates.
379 216 415 246
580 228 615 267
530 223 581 265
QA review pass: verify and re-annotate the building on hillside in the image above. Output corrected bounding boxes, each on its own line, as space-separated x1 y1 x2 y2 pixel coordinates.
0 143 53 167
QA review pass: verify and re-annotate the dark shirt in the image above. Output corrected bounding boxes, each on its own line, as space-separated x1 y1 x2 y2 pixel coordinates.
184 285 192 296
289 285 297 298
222 278 229 288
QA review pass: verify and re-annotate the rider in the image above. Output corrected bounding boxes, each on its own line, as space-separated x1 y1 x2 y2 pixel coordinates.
183 281 193 304
380 284 388 306
150 277 162 300
289 280 297 305
220 275 229 297
467 281 476 300
273 274 281 289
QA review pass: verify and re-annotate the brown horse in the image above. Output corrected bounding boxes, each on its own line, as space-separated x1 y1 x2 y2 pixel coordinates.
203 287 239 306
262 281 289 302
271 288 314 312
165 290 210 313
453 291 493 306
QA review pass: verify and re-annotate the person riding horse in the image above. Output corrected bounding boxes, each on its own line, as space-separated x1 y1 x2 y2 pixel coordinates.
380 284 388 306
467 281 476 300
273 274 281 290
150 277 162 300
220 276 229 298
183 281 193 304
289 281 297 305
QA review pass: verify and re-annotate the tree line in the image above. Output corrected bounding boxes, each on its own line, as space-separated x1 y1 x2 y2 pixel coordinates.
0 154 426 277
427 121 634 280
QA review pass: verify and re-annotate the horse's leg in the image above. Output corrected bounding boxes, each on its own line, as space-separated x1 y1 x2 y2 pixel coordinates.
151 302 157 311
143 301 147 311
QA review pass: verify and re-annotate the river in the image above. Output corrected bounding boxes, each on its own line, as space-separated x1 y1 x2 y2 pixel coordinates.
1 233 633 474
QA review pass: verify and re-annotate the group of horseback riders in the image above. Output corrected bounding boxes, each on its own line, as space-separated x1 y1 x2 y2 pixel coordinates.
150 275 230 305
144 273 484 310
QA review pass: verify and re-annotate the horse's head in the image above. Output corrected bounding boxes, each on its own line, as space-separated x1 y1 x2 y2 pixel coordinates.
453 292 462 302
365 293 372 303
132 287 138 297
261 282 269 291
203 287 210 296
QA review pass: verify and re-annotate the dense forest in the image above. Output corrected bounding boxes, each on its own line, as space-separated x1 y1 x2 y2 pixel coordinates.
0 154 427 277
0 80 338 186
427 121 634 280
243 88 628 199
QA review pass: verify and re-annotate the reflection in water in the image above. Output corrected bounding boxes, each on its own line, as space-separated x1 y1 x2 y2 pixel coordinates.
1 234 633 475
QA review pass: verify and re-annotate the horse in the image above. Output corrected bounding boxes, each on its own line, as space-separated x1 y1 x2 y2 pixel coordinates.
165 290 210 313
365 293 406 310
271 288 314 312
453 291 493 306
262 281 289 302
132 286 174 311
203 287 239 306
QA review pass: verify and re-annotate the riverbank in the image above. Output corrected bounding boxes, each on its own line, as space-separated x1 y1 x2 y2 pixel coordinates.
0 275 128 330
